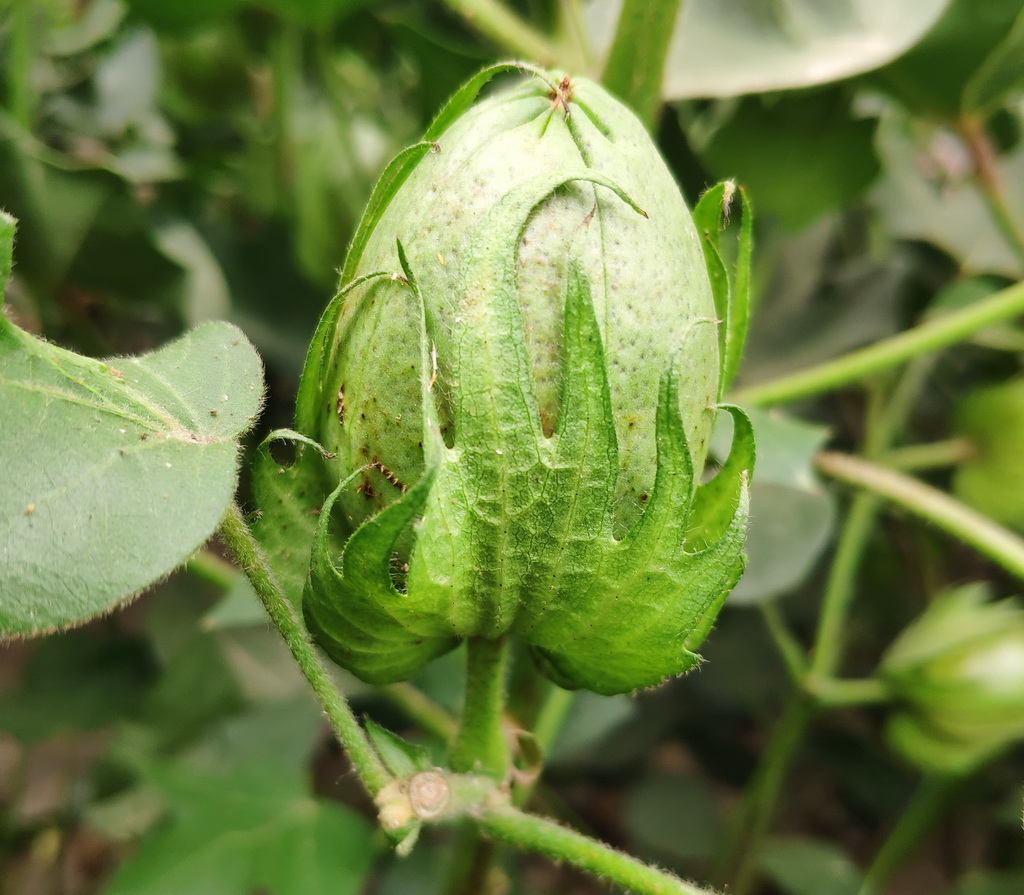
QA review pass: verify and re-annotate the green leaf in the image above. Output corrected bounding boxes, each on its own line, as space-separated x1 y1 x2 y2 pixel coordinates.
625 771 723 864
963 6 1024 114
714 408 835 605
759 836 862 895
0 218 265 635
585 0 952 98
365 719 435 777
600 0 684 129
0 628 155 742
251 429 337 608
698 91 879 230
105 762 378 895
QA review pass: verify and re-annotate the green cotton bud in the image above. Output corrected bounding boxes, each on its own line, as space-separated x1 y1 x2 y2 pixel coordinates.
296 64 754 696
881 583 1024 775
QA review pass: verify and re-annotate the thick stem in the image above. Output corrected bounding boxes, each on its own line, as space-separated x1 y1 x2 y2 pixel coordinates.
858 776 957 895
218 503 392 796
731 279 1024 407
959 116 1024 268
442 0 565 66
477 805 719 895
816 452 1024 583
450 637 511 777
7 0 33 130
601 0 686 129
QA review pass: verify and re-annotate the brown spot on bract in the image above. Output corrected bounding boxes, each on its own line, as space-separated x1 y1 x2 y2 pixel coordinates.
336 386 345 425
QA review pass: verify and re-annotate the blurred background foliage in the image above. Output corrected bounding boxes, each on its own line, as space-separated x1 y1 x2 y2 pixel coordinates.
2 0 1024 893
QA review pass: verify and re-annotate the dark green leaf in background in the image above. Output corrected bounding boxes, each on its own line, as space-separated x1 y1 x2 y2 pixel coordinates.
0 213 265 636
698 91 879 230
104 762 378 895
759 836 862 895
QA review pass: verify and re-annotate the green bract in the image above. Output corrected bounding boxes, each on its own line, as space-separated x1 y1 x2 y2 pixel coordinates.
881 583 1024 776
295 64 754 696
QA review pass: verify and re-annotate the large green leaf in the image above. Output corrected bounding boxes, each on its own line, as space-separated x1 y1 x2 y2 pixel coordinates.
585 0 952 98
105 762 378 895
0 213 264 635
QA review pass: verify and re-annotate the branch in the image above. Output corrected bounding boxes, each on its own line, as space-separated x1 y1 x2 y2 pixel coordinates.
815 452 1024 583
218 503 392 796
731 279 1024 407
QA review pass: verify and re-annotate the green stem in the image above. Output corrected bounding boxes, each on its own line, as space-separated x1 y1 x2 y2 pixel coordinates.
450 637 511 777
531 684 575 757
7 0 33 130
877 437 976 472
558 0 595 72
218 503 392 796
513 683 575 808
712 698 814 894
806 676 890 708
858 776 957 895
758 602 807 686
959 116 1024 268
269 21 301 202
810 494 882 678
816 451 1024 583
477 805 718 895
185 549 239 592
601 0 685 129
730 279 1024 407
381 682 458 742
442 0 565 66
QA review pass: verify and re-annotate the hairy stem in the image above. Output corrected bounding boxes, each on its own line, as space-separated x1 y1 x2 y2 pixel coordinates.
731 278 1024 407
442 0 565 66
218 503 392 796
816 452 1024 583
478 805 719 895
858 776 958 895
450 637 511 777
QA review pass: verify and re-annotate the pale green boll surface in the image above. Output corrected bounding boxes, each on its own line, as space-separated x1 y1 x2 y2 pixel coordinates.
320 74 718 536
301 67 753 694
